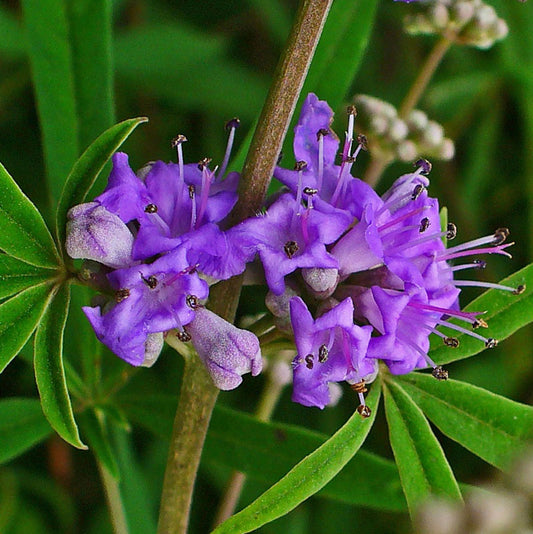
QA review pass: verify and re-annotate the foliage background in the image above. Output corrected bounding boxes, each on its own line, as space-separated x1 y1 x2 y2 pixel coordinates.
0 0 532 532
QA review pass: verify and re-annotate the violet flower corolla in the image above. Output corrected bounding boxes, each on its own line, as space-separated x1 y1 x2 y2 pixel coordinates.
241 93 523 411
66 120 262 389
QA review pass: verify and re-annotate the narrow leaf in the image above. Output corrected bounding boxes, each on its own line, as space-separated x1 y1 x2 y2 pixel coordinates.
383 380 462 517
0 282 54 373
0 255 55 300
78 408 119 479
213 385 380 534
34 283 86 449
0 398 52 464
55 117 148 249
396 373 533 470
428 264 533 365
0 163 60 268
21 0 79 201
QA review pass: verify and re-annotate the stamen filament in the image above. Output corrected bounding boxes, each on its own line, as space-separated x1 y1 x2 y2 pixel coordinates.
437 243 514 262
450 261 486 272
377 206 428 232
453 280 522 293
217 119 239 180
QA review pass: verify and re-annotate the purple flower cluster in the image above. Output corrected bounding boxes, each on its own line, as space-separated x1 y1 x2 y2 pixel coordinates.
232 94 521 410
66 124 261 390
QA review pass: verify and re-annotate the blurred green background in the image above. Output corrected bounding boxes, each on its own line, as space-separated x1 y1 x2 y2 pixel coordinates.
0 0 532 532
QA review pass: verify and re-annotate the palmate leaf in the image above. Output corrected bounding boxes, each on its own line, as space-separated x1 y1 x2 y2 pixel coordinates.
55 117 148 252
213 385 380 534
396 373 533 471
0 163 60 268
0 282 54 373
0 398 52 464
0 255 56 300
383 379 462 517
428 263 533 365
34 282 86 449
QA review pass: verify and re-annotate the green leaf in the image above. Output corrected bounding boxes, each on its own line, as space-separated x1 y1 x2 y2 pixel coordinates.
0 282 54 373
55 117 148 250
383 379 462 517
21 0 79 201
0 255 55 300
78 408 119 479
213 384 380 534
428 264 533 365
65 0 115 151
0 162 60 268
0 5 26 59
396 373 533 471
0 398 53 464
34 283 86 449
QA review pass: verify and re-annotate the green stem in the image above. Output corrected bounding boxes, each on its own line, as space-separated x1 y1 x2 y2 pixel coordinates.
98 461 129 534
156 2 333 532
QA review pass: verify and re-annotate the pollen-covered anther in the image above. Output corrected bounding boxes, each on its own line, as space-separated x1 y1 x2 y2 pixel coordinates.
446 222 457 240
305 354 314 369
474 260 487 269
186 294 200 309
473 318 488 329
144 203 158 214
188 185 195 199
485 338 498 348
492 227 510 245
294 160 308 171
171 134 187 147
303 187 318 196
356 404 372 418
318 344 329 363
411 184 425 200
419 217 431 233
349 379 367 394
347 104 357 117
357 134 368 151
284 240 299 258
513 284 526 295
432 366 449 381
197 157 212 170
316 128 329 141
176 330 191 342
414 158 432 175
225 117 240 130
115 288 130 303
140 273 158 289
443 336 460 348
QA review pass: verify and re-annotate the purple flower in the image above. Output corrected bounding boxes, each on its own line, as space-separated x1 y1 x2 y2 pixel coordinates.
185 306 262 390
290 297 374 409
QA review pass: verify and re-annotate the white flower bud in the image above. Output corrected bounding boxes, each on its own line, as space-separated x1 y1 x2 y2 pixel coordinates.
397 140 418 162
389 118 408 142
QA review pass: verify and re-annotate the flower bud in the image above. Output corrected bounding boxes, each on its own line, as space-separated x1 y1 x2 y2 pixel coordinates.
142 333 164 367
302 267 339 298
185 307 262 390
66 202 134 269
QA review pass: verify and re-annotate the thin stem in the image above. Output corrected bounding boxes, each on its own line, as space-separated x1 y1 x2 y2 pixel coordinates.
156 2 333 532
212 374 287 527
98 461 129 534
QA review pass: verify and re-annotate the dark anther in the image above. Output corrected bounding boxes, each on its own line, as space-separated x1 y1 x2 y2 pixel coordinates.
419 217 430 233
316 128 329 141
356 405 371 418
303 187 318 196
350 380 367 394
115 288 130 303
197 157 212 170
294 160 308 171
414 158 432 175
305 354 314 369
485 338 498 348
181 264 199 275
474 260 487 269
443 337 460 348
432 366 449 381
357 134 368 150
318 344 329 363
176 330 191 342
343 155 355 164
171 134 187 148
284 240 299 258
493 227 510 245
347 104 357 116
411 184 425 200
473 318 488 329
225 117 240 130
144 203 158 214
188 184 195 199
513 284 526 295
446 223 457 240
140 273 158 289
186 295 200 309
